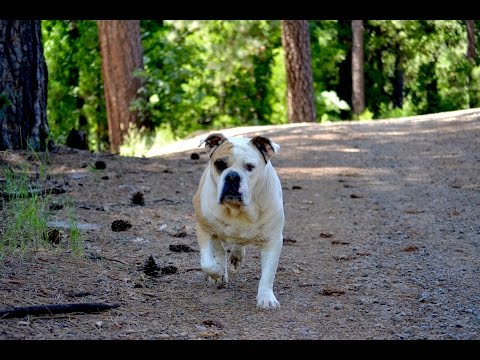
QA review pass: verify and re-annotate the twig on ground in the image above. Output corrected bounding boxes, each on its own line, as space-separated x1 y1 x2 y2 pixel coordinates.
0 303 120 319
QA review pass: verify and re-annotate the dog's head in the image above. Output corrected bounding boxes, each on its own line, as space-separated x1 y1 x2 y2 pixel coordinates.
199 133 280 207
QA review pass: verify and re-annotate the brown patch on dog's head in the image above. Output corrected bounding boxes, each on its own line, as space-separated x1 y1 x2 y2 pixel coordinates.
250 136 278 163
199 133 228 157
210 142 233 170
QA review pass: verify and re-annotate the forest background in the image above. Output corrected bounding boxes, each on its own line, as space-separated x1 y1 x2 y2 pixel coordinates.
40 20 480 155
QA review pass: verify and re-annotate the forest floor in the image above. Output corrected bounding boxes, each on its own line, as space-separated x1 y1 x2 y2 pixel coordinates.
0 108 479 340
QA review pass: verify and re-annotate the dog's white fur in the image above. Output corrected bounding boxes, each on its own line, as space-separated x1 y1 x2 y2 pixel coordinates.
193 134 284 309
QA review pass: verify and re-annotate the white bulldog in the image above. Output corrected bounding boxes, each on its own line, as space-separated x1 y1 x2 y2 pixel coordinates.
193 133 285 309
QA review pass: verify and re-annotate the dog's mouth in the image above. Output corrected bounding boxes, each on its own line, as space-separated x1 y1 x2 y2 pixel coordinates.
220 193 244 205
219 171 245 206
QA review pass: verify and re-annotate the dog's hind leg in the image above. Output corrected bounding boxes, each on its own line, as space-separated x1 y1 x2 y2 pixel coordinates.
229 244 245 272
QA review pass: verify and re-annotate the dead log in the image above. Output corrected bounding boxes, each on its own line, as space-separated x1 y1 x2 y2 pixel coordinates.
0 302 120 319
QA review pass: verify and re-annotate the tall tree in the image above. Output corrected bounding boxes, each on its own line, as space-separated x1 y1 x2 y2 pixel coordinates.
97 20 144 153
393 44 404 109
465 20 477 108
466 20 476 62
351 20 365 117
281 20 316 123
0 20 49 151
335 20 353 119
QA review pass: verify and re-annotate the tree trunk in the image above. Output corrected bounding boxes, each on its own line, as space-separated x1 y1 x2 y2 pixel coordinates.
351 20 365 117
97 20 144 153
466 20 476 62
336 20 353 119
0 20 49 151
393 48 404 109
281 20 316 123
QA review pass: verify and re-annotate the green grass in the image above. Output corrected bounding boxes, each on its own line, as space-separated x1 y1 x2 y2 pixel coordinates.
66 197 83 256
1 163 49 254
0 147 83 257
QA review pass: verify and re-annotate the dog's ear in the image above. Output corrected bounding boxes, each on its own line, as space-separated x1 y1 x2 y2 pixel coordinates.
250 136 280 163
199 133 227 157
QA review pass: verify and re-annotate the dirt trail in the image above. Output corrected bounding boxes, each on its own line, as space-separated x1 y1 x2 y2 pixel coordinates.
1 109 479 339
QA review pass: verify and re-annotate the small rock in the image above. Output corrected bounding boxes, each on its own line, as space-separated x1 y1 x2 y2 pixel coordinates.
95 321 103 328
170 225 188 238
190 153 200 160
350 193 363 199
333 303 343 310
419 292 430 302
292 185 302 190
157 333 170 339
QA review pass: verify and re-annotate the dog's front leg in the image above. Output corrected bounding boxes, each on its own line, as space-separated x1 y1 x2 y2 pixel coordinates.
197 227 228 285
256 236 283 309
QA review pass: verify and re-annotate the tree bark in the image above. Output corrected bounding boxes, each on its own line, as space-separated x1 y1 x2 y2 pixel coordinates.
466 20 476 62
97 20 144 153
0 20 49 151
393 47 404 109
351 20 365 117
336 20 353 119
281 20 316 123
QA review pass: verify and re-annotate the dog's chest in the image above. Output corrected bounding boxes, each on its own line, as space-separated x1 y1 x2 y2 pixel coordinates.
204 211 267 245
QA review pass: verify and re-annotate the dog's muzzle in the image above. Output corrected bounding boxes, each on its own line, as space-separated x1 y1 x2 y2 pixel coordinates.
219 171 243 204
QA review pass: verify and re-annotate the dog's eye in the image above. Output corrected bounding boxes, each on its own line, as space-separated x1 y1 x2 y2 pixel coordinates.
245 163 255 172
214 160 227 172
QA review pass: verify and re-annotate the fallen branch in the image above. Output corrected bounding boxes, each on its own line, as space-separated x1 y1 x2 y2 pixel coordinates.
0 302 120 319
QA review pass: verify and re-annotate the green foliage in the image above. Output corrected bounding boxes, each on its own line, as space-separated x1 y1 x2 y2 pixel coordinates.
266 47 288 124
119 123 176 157
42 20 107 151
365 20 477 118
40 20 480 152
133 20 283 138
317 91 351 122
358 109 374 121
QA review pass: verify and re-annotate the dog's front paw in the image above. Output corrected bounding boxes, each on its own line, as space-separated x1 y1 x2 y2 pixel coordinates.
256 291 280 310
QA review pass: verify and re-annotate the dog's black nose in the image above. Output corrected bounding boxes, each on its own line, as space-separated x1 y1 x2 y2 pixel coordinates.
220 171 242 204
225 171 240 185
